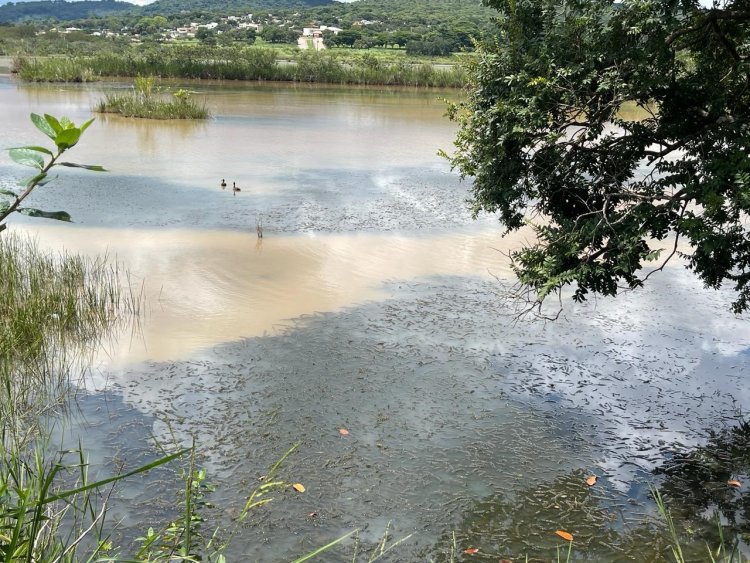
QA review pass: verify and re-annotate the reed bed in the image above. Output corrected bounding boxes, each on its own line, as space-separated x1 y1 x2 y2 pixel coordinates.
15 46 466 87
13 55 97 82
0 233 141 442
94 75 209 119
95 91 209 119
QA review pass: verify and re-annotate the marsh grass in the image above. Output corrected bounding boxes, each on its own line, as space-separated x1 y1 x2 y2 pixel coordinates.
13 56 97 82
95 76 209 120
16 47 466 87
95 91 209 119
0 232 185 562
0 439 186 562
0 233 142 445
653 487 747 563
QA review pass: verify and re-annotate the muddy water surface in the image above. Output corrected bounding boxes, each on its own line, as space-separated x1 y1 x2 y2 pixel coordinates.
2 76 750 561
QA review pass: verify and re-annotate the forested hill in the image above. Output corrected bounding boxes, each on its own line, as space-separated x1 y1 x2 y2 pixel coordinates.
141 0 332 15
0 0 491 25
0 0 333 23
0 0 133 23
308 0 493 27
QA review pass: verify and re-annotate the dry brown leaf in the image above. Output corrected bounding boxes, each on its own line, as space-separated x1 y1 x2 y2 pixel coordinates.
555 530 574 542
585 475 597 486
728 479 742 488
308 511 318 518
292 483 306 493
463 547 479 554
339 428 350 436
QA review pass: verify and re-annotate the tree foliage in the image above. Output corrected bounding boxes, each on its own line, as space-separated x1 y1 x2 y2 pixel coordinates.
446 0 750 313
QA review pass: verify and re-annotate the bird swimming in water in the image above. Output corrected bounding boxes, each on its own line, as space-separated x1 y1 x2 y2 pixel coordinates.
233 182 241 192
221 179 227 188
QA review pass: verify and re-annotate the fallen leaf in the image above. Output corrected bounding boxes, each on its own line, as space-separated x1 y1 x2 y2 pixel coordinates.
463 547 479 554
728 479 742 488
499 560 513 563
292 483 306 493
339 428 350 436
308 512 318 518
555 530 574 542
585 475 597 486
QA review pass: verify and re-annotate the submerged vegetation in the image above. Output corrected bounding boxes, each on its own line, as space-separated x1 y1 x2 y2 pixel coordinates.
95 75 209 119
13 46 466 87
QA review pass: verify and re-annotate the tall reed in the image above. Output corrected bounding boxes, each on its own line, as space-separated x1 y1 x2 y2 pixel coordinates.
15 47 466 87
0 233 141 445
95 75 209 119
13 56 97 82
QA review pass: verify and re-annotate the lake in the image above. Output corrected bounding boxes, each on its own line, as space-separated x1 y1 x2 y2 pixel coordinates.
1 75 749 561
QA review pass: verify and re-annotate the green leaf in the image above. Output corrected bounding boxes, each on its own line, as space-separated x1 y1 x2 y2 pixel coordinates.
59 116 73 129
9 148 44 169
42 449 189 504
0 189 17 197
292 530 358 563
31 113 57 140
19 208 72 222
19 173 49 188
9 145 53 157
44 114 63 134
55 128 81 150
79 117 95 133
58 162 106 172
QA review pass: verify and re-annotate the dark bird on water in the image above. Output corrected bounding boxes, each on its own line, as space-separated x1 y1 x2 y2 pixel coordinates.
221 179 227 188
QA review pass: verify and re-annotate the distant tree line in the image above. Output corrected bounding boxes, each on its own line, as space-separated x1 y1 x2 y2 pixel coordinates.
0 0 494 56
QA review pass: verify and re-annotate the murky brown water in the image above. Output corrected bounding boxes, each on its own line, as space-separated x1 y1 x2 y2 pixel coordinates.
3 75 750 561
19 224 520 365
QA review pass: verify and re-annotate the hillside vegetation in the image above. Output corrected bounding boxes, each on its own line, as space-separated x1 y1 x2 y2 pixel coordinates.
0 0 132 23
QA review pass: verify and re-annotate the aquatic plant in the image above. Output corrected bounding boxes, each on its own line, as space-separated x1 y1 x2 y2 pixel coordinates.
14 46 466 87
13 56 98 82
94 76 209 120
653 487 747 563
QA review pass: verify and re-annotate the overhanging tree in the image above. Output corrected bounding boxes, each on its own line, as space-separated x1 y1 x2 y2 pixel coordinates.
446 0 750 313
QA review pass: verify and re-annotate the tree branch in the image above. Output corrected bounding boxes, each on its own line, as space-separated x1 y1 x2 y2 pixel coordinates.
665 10 750 47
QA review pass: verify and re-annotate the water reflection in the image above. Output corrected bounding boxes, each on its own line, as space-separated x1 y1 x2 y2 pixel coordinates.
70 271 748 560
97 113 207 155
2 75 749 561
16 224 518 365
656 419 750 540
426 471 669 562
1 76 459 191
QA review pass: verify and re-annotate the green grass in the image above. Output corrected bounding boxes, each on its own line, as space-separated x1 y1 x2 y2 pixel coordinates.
13 46 467 87
12 55 98 82
95 75 209 120
653 487 747 563
0 232 142 441
95 91 209 119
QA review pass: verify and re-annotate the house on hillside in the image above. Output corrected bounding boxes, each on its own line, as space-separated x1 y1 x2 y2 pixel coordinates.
302 25 342 37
